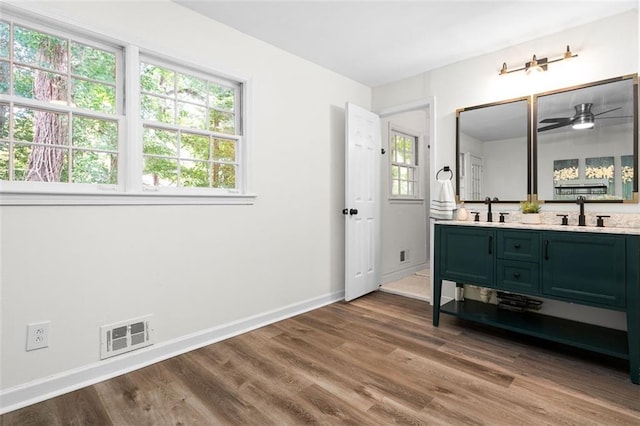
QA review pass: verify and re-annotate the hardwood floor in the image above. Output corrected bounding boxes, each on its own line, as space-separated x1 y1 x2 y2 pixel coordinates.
2 292 639 425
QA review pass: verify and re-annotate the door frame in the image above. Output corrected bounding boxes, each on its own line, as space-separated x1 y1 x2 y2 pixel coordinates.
376 97 437 305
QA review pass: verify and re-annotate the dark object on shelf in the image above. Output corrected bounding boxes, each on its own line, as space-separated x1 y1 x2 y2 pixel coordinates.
497 303 528 312
497 291 543 311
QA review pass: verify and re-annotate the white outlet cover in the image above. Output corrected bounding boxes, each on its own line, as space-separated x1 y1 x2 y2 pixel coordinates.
27 321 50 351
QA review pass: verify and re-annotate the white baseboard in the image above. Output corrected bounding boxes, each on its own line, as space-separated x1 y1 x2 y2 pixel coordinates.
0 290 345 415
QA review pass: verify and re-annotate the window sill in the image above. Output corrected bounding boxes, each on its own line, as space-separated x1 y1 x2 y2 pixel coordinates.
0 191 257 206
388 197 425 205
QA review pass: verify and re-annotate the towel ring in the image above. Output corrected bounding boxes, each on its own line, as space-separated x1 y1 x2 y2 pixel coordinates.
436 166 453 180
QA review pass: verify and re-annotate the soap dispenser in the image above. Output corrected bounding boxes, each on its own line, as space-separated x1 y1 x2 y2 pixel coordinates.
457 202 468 221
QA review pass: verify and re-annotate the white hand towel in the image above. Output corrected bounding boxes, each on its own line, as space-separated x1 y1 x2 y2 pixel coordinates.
430 179 456 220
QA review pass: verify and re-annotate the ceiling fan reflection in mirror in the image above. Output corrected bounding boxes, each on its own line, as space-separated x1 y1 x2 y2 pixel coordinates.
538 103 630 132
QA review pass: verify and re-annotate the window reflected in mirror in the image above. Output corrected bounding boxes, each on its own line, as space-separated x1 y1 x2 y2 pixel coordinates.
535 75 638 202
456 98 530 202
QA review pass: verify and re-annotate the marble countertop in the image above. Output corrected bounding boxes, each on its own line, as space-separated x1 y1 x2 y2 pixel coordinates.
437 220 640 235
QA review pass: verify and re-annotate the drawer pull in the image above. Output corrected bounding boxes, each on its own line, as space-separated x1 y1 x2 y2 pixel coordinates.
514 243 521 249
544 240 549 260
488 236 493 255
513 272 521 278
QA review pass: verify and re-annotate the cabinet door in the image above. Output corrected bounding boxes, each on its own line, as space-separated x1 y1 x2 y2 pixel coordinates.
438 226 495 286
542 232 626 308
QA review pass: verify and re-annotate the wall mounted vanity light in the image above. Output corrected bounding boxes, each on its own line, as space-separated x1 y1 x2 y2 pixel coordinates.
499 45 577 76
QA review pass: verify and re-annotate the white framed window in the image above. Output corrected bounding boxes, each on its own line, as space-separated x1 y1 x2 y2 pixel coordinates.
0 10 251 205
0 17 123 191
139 56 242 192
390 127 419 198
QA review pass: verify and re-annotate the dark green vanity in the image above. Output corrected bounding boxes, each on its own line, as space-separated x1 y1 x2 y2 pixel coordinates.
433 222 640 384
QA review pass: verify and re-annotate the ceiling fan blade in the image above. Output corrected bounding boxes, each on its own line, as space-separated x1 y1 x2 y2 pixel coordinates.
595 115 632 119
540 117 572 123
538 121 572 132
594 107 621 117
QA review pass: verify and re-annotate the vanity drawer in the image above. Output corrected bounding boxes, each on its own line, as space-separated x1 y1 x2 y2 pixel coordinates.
497 230 540 262
497 260 540 294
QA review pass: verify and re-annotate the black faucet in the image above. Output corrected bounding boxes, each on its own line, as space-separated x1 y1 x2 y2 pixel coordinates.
577 196 586 226
484 197 498 222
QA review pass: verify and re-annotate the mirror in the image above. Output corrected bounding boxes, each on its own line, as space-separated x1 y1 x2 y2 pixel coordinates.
534 75 638 202
456 97 530 202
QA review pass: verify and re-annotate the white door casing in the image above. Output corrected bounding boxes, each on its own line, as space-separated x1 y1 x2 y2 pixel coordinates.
344 102 381 301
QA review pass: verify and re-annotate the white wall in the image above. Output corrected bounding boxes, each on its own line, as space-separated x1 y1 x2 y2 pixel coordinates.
380 110 429 282
0 0 370 406
373 10 638 325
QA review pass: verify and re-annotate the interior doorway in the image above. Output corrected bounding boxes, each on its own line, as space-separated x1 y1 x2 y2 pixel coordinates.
376 100 433 301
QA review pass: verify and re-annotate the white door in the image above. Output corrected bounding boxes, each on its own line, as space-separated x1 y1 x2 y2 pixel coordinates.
344 102 381 301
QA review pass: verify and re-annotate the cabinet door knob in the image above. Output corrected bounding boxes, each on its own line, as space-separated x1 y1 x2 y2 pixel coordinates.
513 272 521 278
514 243 521 249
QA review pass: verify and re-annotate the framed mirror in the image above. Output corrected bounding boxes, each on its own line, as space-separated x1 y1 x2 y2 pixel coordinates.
456 97 530 202
534 74 638 202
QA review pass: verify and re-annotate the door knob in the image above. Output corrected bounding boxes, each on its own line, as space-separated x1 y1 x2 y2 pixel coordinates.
349 208 358 215
342 209 349 215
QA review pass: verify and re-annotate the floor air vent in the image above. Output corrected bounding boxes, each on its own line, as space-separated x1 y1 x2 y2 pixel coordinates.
100 315 153 359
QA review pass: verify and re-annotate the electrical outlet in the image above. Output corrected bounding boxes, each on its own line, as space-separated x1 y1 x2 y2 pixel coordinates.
26 321 50 351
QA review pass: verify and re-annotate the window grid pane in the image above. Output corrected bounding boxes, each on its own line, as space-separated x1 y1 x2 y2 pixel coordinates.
14 25 68 72
0 142 9 180
11 25 117 114
2 19 121 187
143 124 238 189
140 58 240 189
0 61 9 94
390 129 419 197
0 21 9 59
4 105 119 184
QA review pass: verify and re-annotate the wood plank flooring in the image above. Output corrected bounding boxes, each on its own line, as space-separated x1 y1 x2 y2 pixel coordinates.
2 292 639 425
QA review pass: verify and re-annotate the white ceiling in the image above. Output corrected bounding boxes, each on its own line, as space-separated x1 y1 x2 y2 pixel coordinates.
174 0 638 87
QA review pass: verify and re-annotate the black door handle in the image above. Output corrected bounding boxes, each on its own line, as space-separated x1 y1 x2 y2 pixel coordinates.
342 209 348 215
514 272 521 278
514 243 521 249
349 208 358 216
488 236 493 255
